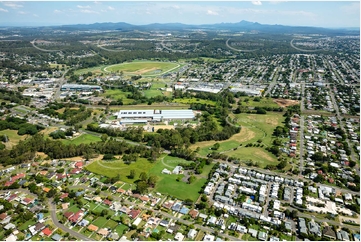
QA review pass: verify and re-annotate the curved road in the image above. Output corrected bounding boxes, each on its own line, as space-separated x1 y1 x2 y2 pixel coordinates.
48 199 92 241
225 38 258 52
31 39 61 52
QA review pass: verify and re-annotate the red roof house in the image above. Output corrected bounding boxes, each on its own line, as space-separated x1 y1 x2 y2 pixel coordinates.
129 209 141 219
42 227 53 236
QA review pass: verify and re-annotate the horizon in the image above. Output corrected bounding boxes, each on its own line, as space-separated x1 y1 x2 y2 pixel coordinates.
0 20 360 30
0 1 359 29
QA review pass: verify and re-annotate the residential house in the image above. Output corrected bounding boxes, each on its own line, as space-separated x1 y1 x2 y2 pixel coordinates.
87 224 98 232
308 220 321 237
129 209 141 219
322 226 336 240
189 209 199 219
42 227 53 237
188 229 197 239
174 232 185 241
203 234 215 241
258 231 268 241
51 234 62 241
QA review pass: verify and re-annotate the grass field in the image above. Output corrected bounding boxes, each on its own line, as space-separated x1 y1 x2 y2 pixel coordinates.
173 98 216 106
74 65 108 75
105 61 180 76
148 155 207 201
236 97 280 109
62 134 101 145
190 112 285 168
85 158 156 183
101 89 134 104
0 129 28 149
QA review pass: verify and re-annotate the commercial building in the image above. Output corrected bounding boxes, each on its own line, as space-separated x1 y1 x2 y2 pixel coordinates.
61 84 102 92
117 109 195 121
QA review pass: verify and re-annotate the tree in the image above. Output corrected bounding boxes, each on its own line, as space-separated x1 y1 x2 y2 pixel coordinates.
139 172 148 182
212 143 220 150
101 134 108 142
277 159 287 169
147 175 158 187
136 181 148 194
129 170 136 179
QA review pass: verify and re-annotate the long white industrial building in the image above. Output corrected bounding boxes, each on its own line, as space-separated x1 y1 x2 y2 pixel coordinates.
117 109 195 121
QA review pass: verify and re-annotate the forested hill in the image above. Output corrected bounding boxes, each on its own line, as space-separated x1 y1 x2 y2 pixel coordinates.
7 20 358 35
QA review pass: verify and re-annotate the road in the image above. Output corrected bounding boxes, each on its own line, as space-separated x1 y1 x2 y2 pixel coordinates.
329 89 359 175
54 68 71 100
298 115 305 176
287 207 360 232
263 67 280 97
48 199 92 241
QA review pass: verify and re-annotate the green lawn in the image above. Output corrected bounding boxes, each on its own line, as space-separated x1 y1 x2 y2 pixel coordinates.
17 219 37 231
147 155 206 201
115 224 129 236
92 216 109 227
62 134 101 145
101 89 134 104
104 219 118 229
66 204 81 213
153 174 206 201
85 158 156 183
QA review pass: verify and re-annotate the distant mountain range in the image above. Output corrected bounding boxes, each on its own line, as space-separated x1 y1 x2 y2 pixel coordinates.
54 20 359 35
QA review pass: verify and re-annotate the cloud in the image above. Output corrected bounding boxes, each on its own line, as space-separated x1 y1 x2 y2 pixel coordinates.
107 6 115 11
341 2 360 14
33 14 38 17
207 9 219 16
54 9 62 14
3 2 23 8
77 5 91 9
0 8 8 12
18 11 26 14
252 1 262 5
80 9 98 14
269 1 286 4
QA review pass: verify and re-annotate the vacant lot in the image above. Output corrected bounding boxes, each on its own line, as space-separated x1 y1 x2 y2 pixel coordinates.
0 129 28 149
173 98 216 106
85 158 156 184
148 155 207 201
62 134 101 145
105 61 180 76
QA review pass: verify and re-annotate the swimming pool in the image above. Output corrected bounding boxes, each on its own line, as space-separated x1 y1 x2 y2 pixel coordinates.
247 198 252 204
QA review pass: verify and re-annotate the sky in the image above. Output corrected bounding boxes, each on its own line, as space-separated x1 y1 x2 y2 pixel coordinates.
0 1 359 28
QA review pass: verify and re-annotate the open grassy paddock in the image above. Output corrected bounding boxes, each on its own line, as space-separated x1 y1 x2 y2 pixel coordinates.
236 97 281 109
105 61 181 76
148 154 208 201
173 98 216 106
190 112 285 168
85 158 156 184
74 65 108 75
62 133 101 145
0 129 28 149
